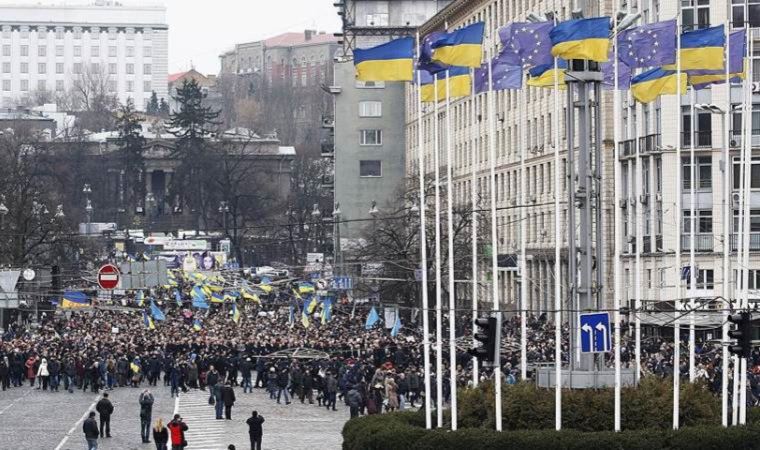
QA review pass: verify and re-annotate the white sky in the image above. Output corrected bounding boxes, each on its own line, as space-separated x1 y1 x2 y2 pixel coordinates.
4 0 342 74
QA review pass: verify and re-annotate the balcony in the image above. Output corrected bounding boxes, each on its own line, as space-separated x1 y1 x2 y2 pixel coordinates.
680 233 714 252
730 233 760 251
729 130 760 148
639 133 661 153
681 131 712 148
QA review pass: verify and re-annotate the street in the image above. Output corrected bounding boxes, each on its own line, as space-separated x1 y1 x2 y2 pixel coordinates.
0 384 347 450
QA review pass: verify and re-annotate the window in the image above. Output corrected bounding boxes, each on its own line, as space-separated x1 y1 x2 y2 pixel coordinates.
126 63 134 74
20 79 28 91
20 62 28 74
127 80 134 92
686 269 714 289
73 28 82 40
37 63 46 74
2 28 10 39
2 80 9 91
681 106 712 147
143 64 152 75
360 129 382 146
90 63 99 73
2 45 8 57
74 63 82 74
74 46 81 57
37 80 45 91
56 63 64 74
144 46 152 57
56 80 64 92
91 46 99 57
356 80 385 89
108 63 117 74
56 45 64 57
2 62 9 73
38 45 46 57
682 156 712 189
365 13 389 26
683 210 713 233
109 46 117 57
126 46 135 57
359 160 382 177
359 101 382 117
735 269 760 289
733 157 760 189
55 29 64 40
107 80 116 92
20 29 28 39
143 81 151 92
20 45 28 57
682 0 710 31
732 0 760 28
733 210 760 232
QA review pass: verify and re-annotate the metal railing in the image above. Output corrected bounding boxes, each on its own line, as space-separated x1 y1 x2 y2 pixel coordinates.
681 130 712 148
681 233 714 252
730 233 760 251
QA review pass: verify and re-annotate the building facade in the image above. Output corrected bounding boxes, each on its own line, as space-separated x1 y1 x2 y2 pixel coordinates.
332 0 449 241
0 0 168 111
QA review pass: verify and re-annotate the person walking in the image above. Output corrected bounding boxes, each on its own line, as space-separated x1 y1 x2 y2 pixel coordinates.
96 392 114 438
276 368 290 404
222 381 236 420
167 414 188 450
140 389 155 443
347 385 361 419
82 411 99 450
325 371 338 411
246 410 265 450
240 358 253 393
213 380 225 419
37 358 50 390
152 418 169 450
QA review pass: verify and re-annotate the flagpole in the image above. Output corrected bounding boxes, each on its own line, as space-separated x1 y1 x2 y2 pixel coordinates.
415 31 433 430
519 63 528 383
433 71 444 429
486 35 503 432
445 69 458 431
612 0 622 432
720 18 731 429
688 85 696 384
673 10 682 431
552 42 562 435
470 67 479 387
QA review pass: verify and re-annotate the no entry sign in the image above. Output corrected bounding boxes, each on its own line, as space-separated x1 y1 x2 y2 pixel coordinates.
98 264 120 290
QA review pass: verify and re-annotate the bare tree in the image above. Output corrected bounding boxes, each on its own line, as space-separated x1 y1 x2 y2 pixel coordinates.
71 64 119 131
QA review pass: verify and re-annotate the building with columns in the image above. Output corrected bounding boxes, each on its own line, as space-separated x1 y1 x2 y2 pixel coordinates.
0 0 168 112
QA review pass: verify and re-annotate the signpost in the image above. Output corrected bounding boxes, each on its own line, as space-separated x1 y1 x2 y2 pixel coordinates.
330 276 353 290
580 312 611 353
97 264 120 290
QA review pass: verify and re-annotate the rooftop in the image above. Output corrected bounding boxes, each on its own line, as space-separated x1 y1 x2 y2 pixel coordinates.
263 31 337 48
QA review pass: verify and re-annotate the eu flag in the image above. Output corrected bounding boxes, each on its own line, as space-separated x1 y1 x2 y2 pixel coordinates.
498 22 554 68
617 20 677 68
354 37 414 81
418 31 448 74
474 53 522 94
432 22 485 68
550 17 611 62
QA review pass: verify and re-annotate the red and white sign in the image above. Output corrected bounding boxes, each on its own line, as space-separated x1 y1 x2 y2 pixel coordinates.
97 264 120 290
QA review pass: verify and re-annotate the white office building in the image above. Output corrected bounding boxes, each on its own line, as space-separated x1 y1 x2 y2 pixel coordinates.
0 0 168 111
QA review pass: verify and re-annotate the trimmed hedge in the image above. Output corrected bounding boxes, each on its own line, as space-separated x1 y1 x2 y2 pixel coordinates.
342 411 760 450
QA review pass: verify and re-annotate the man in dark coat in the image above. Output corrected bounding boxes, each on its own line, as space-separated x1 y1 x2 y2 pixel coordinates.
139 389 155 443
95 392 114 438
222 381 236 420
246 410 265 450
82 411 99 450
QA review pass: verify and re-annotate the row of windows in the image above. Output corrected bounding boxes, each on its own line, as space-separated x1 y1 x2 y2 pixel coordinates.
1 61 152 75
4 44 152 58
2 79 152 93
1 28 154 40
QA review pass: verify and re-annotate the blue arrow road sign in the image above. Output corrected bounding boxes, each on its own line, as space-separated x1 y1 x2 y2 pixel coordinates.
580 312 611 353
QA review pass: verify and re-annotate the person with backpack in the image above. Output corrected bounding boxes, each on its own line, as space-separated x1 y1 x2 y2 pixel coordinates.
167 414 188 450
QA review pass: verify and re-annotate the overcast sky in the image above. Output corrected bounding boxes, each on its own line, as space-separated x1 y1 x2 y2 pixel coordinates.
8 0 342 74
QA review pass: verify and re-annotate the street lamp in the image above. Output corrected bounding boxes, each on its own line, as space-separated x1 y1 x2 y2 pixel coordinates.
369 200 379 217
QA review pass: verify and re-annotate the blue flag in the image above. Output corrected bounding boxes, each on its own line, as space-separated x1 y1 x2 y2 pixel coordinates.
173 289 183 306
365 306 380 330
192 286 209 310
391 316 402 337
617 19 677 68
418 31 448 74
498 21 554 67
474 53 522 93
150 300 166 321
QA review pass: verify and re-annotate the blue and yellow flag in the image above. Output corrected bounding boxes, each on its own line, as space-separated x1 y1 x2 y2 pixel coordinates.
301 308 311 329
211 292 225 303
298 282 315 294
143 310 155 330
193 319 203 332
663 25 725 71
232 303 240 324
527 60 567 89
354 37 414 81
420 66 471 102
688 29 746 90
61 291 89 309
631 68 687 103
242 289 261 304
173 289 183 306
550 17 611 62
307 296 318 314
431 22 485 68
150 300 166 321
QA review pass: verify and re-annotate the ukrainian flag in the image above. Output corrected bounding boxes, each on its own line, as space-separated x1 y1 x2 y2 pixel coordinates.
61 291 89 309
550 17 611 62
527 60 567 89
665 25 725 71
232 304 240 324
631 68 687 103
420 66 471 102
143 310 155 330
298 282 315 294
301 309 311 329
419 69 436 102
211 292 225 303
307 297 318 314
193 319 203 332
354 37 414 81
431 22 485 68
689 72 744 90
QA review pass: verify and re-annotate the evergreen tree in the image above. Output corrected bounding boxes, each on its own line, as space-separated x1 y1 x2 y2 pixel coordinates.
159 97 170 117
115 98 146 215
167 79 220 228
146 91 159 115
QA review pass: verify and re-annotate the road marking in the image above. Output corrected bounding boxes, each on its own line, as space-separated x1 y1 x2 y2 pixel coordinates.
53 394 101 450
176 389 230 449
0 388 31 415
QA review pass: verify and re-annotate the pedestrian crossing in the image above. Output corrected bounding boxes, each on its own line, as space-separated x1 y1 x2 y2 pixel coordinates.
176 389 229 450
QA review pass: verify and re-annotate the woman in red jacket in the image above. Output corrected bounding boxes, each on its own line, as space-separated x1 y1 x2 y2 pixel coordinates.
166 414 188 450
24 355 37 387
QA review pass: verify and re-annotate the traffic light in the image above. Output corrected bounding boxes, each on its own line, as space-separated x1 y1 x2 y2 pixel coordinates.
728 312 753 358
469 316 499 365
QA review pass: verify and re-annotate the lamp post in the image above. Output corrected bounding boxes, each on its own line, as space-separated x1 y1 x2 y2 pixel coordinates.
333 202 342 276
83 183 92 234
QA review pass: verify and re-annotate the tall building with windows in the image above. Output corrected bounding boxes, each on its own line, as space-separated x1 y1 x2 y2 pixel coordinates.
0 0 168 111
332 0 450 241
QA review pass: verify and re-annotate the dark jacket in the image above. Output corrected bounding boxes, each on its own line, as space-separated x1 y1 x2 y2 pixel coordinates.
153 426 169 444
222 385 236 406
82 417 99 439
139 392 154 418
246 415 265 436
96 398 114 417
276 371 289 388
